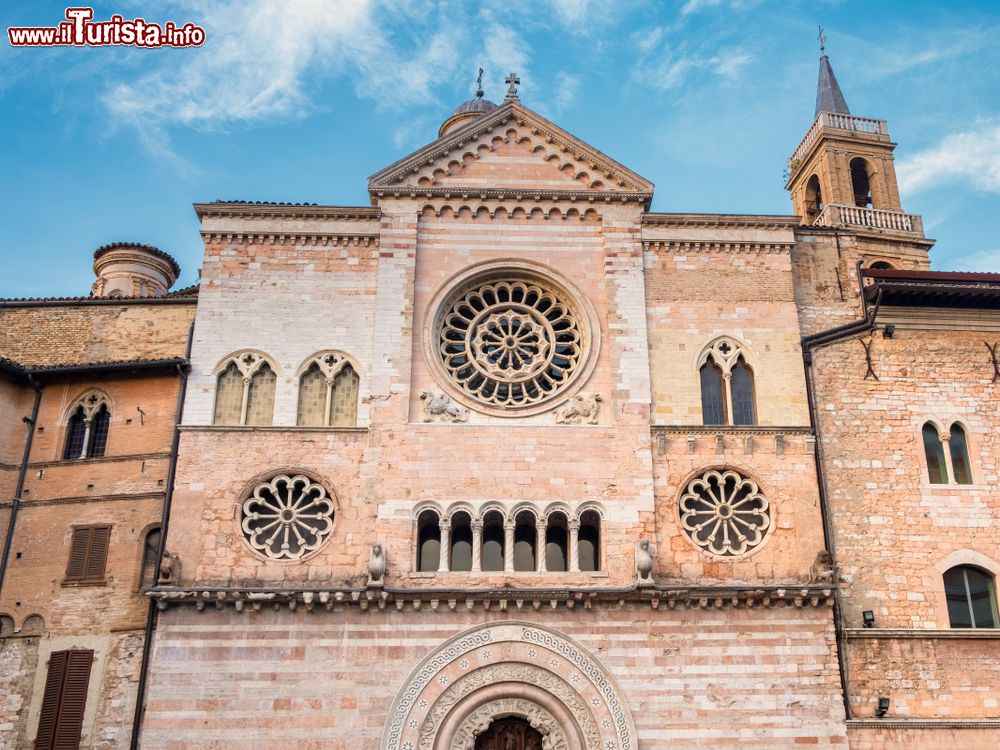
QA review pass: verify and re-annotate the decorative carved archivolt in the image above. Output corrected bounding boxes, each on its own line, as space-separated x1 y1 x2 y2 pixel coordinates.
679 469 771 557
382 622 637 750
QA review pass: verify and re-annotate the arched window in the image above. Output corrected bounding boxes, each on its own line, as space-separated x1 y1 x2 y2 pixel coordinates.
449 511 473 572
213 352 276 426
416 510 441 573
545 513 568 573
868 260 895 270
139 527 160 590
699 362 726 425
699 338 757 426
578 510 601 572
949 424 973 485
805 174 823 223
63 391 111 459
730 357 756 426
944 565 998 628
481 510 505 572
922 423 948 484
296 352 360 427
513 510 536 572
850 158 874 208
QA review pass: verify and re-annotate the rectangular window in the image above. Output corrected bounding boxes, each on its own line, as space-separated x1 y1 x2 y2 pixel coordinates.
64 526 111 583
34 649 93 750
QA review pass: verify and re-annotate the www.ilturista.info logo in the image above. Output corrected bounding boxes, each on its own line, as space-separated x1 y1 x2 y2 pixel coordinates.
8 7 206 48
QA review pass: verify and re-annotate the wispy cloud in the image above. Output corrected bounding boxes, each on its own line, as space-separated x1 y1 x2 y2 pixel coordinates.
898 120 1000 194
629 24 753 91
944 247 1000 273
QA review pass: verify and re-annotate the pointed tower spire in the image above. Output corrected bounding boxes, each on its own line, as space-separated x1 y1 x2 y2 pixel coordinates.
815 28 850 116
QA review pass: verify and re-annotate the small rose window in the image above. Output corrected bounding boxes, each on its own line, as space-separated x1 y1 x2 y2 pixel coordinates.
679 469 771 556
240 474 335 560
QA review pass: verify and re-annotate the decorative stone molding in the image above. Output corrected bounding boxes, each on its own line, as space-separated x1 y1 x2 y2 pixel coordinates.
200 231 379 246
679 469 772 557
451 699 567 750
420 391 469 423
553 393 601 425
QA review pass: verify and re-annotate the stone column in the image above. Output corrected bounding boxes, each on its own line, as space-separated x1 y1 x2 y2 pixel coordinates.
438 519 451 573
569 520 580 573
940 434 956 485
504 521 515 574
536 520 547 573
471 520 483 573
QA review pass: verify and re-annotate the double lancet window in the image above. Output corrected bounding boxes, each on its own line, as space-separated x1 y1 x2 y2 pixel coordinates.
415 504 602 574
922 421 973 485
213 352 276 426
699 337 756 426
64 390 111 459
297 351 359 427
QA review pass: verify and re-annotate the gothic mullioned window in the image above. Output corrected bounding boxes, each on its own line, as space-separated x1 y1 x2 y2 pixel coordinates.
944 565 998 628
240 474 335 561
698 338 757 426
213 352 276 426
297 352 360 427
63 390 111 459
922 421 973 485
679 469 771 557
427 263 599 417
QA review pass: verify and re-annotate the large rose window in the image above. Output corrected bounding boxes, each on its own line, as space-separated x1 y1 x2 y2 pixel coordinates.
240 474 335 560
431 268 595 415
679 469 771 556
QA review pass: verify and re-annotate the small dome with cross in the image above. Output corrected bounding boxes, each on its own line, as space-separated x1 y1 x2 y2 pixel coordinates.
438 69 502 137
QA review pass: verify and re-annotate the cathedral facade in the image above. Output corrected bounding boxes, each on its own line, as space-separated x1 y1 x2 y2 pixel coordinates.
2 53 999 749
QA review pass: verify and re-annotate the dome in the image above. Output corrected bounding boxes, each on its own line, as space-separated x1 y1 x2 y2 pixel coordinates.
451 97 498 117
439 94 499 138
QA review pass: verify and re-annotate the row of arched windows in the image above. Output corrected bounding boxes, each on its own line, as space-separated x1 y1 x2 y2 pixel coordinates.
922 421 973 485
213 350 360 427
415 505 602 574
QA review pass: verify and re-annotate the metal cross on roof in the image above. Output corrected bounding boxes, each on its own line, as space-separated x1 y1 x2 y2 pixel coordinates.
476 67 484 98
504 71 520 101
818 26 826 54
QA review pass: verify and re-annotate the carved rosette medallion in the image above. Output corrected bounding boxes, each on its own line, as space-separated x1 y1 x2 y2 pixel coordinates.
679 469 771 556
426 262 599 418
240 474 335 560
382 622 636 750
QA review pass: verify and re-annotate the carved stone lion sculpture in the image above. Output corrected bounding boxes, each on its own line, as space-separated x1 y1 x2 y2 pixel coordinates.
554 392 602 425
420 390 469 423
808 549 835 585
636 538 654 587
158 551 181 586
368 542 386 588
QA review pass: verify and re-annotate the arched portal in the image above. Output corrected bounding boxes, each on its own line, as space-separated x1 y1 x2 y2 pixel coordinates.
381 621 637 750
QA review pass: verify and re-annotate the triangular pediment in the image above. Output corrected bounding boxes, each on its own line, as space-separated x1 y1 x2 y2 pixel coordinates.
368 101 653 198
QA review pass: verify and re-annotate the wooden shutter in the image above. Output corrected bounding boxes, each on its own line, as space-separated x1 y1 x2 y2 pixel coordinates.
34 651 67 749
83 527 110 580
64 526 111 583
64 530 90 581
52 650 92 750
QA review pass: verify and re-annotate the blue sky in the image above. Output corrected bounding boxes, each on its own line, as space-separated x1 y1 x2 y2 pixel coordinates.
2 0 999 296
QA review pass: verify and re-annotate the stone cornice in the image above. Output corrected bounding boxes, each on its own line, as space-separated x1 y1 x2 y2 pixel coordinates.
194 203 380 220
199 231 379 246
642 213 801 229
847 719 1000 730
652 425 813 435
148 584 835 612
372 187 650 204
845 627 1000 640
643 240 794 254
0 491 163 509
14 452 170 471
179 425 369 434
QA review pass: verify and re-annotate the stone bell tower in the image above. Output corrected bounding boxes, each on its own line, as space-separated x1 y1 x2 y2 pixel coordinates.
785 34 931 267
